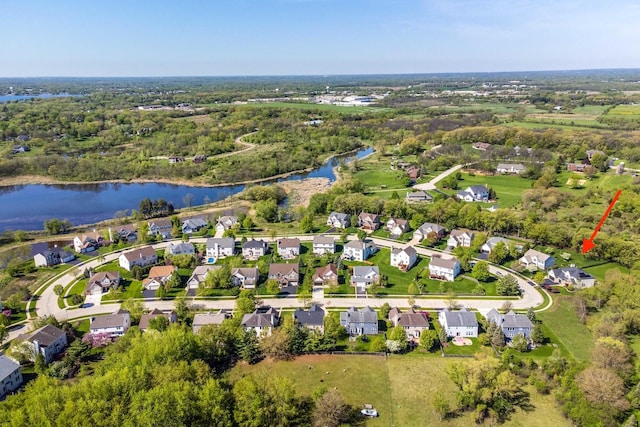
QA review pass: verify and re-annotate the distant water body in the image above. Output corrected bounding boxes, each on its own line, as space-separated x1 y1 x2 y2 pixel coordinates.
0 93 80 103
0 147 373 231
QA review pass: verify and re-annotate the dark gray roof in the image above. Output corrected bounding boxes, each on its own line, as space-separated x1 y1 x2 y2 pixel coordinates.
502 310 535 329
313 235 335 245
391 246 416 257
396 309 429 328
22 324 66 347
294 304 325 326
550 267 594 281
341 306 377 324
0 355 20 379
441 308 478 328
241 308 278 328
352 266 379 278
329 212 350 221
90 310 130 329
429 256 459 270
243 239 268 249
206 237 235 249
468 185 489 193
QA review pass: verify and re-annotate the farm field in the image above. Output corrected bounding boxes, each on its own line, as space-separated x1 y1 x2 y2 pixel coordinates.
229 355 571 427
605 104 640 118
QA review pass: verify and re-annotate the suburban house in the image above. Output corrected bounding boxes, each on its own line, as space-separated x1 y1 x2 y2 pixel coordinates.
312 235 336 255
358 212 382 231
118 246 157 271
548 267 596 289
241 307 279 337
520 249 555 270
181 217 207 234
268 263 300 287
85 271 121 295
11 144 30 154
186 265 221 290
90 309 131 338
148 219 172 239
472 142 492 151
112 224 137 242
206 238 235 261
486 309 534 340
312 263 338 287
405 165 421 182
457 185 490 202
343 239 377 261
231 267 259 288
73 231 104 253
447 229 475 248
0 356 22 398
16 324 68 363
481 237 510 253
586 149 605 161
350 266 380 291
496 163 526 174
567 163 587 172
215 215 238 232
192 311 231 334
166 242 195 256
138 308 177 332
386 218 410 238
438 308 479 338
429 256 461 282
277 238 301 259
168 155 185 164
406 190 433 203
142 265 177 291
326 212 351 229
34 247 76 268
414 223 446 242
390 246 418 271
293 304 325 332
389 308 430 342
340 307 379 335
242 239 269 260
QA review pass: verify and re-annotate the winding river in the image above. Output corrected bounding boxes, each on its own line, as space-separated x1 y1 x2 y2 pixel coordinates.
0 147 373 231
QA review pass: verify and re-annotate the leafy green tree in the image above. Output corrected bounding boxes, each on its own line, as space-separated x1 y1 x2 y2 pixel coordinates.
512 333 529 352
312 390 352 427
433 390 450 421
121 298 145 324
531 324 545 345
266 279 280 295
259 328 291 360
300 215 314 233
488 241 509 264
235 290 257 317
471 261 490 282
53 285 64 296
419 329 438 351
43 218 72 235
242 216 254 231
387 326 408 353
496 274 520 296
486 320 506 347
526 307 536 322
254 199 279 223
69 294 84 305
370 336 387 352
155 286 168 299
233 373 302 427
148 316 170 331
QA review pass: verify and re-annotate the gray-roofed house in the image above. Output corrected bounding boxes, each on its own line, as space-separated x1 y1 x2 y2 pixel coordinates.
186 265 221 290
73 231 104 253
241 307 279 337
312 264 338 287
481 237 510 254
112 224 137 243
86 271 121 295
148 219 172 239
277 238 300 259
429 257 461 282
406 190 433 203
90 309 131 338
118 246 157 271
166 242 195 256
181 217 207 234
215 215 238 232
496 163 526 174
192 311 232 334
413 223 446 242
313 235 335 255
242 239 269 260
447 229 475 248
390 246 417 271
138 308 177 332
268 263 299 287
438 308 479 338
548 267 596 289
389 308 430 342
0 356 22 398
343 239 377 261
358 212 381 231
350 266 380 291
33 247 76 268
206 238 235 261
456 185 490 202
16 324 68 363
386 218 410 238
486 308 534 340
340 307 379 335
326 212 351 229
231 267 259 289
520 249 555 270
293 304 325 332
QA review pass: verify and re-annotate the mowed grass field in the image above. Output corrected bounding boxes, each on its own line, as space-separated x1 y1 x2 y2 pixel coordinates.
537 296 594 362
229 355 571 427
447 173 534 207
605 104 640 118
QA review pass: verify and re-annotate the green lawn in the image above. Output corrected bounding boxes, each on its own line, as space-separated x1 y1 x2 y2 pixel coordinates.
443 173 534 207
537 296 594 361
351 160 414 190
583 262 629 281
231 355 571 427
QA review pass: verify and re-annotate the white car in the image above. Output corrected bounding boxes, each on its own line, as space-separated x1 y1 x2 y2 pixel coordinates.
361 408 378 418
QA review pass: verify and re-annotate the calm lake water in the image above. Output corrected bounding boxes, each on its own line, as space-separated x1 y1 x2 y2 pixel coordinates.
0 147 373 231
0 93 79 103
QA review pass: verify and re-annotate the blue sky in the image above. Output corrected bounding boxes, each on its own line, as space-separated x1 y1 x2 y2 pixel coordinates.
2 0 639 76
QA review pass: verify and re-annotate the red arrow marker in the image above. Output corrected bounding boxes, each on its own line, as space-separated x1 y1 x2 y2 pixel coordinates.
582 189 622 254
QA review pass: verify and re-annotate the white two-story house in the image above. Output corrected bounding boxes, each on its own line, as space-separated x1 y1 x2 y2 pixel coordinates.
312 235 335 255
206 238 235 262
429 256 461 282
343 239 377 262
390 246 418 271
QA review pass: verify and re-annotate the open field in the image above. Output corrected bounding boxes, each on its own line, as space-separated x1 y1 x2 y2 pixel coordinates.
583 262 629 281
445 173 534 207
537 296 594 361
229 354 571 427
605 104 640 118
236 102 390 114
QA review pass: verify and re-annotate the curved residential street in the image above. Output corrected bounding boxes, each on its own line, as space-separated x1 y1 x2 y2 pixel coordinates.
413 164 464 191
29 234 547 330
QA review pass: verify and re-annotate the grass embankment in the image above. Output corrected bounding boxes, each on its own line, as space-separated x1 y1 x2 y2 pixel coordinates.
537 296 594 361
230 355 571 427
